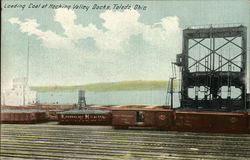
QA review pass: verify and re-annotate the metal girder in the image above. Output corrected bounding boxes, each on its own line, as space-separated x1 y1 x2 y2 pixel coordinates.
188 52 211 69
224 37 244 50
188 39 205 50
183 26 245 39
189 38 243 71
214 53 242 71
188 55 211 71
215 37 237 51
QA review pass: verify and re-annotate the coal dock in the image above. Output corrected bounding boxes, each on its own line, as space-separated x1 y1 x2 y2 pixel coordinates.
1 25 250 159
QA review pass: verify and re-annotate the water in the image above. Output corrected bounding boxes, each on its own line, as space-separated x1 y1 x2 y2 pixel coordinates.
37 90 180 107
36 88 241 108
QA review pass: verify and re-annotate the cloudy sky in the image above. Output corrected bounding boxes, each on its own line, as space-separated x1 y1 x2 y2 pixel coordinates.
1 0 249 90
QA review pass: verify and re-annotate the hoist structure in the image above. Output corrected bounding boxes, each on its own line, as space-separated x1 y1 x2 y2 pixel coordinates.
175 25 247 110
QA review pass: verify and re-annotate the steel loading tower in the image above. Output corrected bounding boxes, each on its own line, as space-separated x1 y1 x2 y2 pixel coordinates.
175 25 247 110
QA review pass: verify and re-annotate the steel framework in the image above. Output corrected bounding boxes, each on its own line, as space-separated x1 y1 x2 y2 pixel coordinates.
175 25 247 110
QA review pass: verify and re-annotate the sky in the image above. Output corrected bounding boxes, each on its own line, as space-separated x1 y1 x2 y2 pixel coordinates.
1 0 250 91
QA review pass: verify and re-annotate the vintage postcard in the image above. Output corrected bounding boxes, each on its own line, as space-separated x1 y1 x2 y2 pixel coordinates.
1 0 250 159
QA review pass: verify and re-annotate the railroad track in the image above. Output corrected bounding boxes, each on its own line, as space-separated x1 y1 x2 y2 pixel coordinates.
1 122 250 159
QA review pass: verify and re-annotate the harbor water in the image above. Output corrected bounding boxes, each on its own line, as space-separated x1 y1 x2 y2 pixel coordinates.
37 90 181 107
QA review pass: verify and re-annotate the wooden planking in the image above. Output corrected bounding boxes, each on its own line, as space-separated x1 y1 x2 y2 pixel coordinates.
2 133 250 150
1 123 250 160
1 139 249 159
3 124 250 138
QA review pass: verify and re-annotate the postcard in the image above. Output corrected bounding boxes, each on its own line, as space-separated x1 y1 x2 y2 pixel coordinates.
1 0 250 159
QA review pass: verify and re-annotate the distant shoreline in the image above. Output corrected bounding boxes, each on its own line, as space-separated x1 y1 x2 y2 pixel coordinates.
31 80 176 92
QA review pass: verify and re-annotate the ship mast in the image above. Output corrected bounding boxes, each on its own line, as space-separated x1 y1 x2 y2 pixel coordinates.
23 37 30 106
26 37 30 85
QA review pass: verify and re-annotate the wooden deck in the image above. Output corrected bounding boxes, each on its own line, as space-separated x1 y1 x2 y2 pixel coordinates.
1 122 250 159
